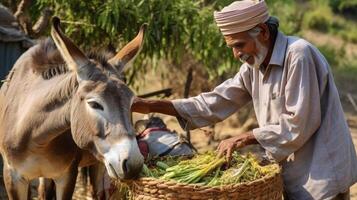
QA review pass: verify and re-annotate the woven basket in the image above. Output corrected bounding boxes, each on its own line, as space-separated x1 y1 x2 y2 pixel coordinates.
127 164 283 200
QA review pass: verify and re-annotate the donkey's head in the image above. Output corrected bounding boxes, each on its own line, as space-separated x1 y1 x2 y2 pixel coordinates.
51 17 144 179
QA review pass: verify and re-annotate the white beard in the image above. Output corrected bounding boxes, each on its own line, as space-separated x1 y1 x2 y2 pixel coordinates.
240 38 268 69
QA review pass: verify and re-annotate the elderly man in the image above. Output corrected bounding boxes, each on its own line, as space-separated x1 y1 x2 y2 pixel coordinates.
132 0 357 199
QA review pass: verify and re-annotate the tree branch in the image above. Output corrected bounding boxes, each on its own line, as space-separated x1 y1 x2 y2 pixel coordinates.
14 0 31 19
14 0 32 35
347 93 357 112
14 0 53 38
183 66 194 143
32 7 53 37
183 66 193 98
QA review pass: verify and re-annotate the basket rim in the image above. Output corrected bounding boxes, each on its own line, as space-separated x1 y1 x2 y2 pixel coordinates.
125 163 281 190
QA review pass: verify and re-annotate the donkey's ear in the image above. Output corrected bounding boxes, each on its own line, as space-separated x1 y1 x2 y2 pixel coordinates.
108 24 147 73
51 17 91 80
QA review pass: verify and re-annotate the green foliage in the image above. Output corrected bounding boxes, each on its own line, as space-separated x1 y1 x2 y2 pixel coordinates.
29 0 238 79
334 62 357 82
302 5 333 32
25 0 315 81
302 0 357 44
330 18 357 43
340 29 357 43
267 0 302 35
317 44 346 67
329 0 357 13
5 0 357 82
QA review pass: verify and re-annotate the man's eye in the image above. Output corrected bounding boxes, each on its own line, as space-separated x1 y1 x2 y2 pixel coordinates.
235 43 245 49
88 101 104 110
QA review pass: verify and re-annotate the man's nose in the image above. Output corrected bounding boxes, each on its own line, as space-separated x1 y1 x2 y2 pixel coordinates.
233 48 243 60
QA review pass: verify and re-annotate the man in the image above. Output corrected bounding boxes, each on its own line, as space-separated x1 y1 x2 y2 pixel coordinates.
132 0 357 199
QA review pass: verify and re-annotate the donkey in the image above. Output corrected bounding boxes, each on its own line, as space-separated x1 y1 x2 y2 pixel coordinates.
0 17 145 199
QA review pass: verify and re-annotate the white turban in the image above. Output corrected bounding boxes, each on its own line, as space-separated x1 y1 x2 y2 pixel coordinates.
214 0 270 35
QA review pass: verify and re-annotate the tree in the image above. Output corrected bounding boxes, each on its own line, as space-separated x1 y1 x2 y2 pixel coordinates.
2 0 239 81
2 0 302 84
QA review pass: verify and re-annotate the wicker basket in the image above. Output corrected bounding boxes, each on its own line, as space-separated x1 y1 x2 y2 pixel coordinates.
127 164 283 200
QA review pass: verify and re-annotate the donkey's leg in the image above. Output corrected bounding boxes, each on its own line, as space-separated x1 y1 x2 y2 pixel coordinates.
89 162 107 199
38 177 46 200
45 179 56 200
3 163 29 200
53 165 78 200
38 178 56 200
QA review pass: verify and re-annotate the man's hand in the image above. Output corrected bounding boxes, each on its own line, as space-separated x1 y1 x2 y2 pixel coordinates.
217 131 258 163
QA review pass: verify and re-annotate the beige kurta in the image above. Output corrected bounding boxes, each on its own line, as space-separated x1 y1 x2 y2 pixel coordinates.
172 31 357 199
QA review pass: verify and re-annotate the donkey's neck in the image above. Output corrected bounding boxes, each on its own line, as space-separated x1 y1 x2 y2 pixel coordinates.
27 72 78 146
41 71 77 113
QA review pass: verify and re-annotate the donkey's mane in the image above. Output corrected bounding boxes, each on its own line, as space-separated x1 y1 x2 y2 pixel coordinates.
30 38 116 80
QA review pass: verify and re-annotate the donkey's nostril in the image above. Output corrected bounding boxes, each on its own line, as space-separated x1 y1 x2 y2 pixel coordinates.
108 163 119 179
122 159 129 175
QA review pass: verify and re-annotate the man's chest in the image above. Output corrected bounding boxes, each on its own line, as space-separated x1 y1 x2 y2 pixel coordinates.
250 66 288 125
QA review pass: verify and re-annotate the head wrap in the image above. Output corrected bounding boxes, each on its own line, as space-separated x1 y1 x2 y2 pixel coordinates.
214 0 270 35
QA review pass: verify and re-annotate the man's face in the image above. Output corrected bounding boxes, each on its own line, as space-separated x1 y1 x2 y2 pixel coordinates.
224 29 268 68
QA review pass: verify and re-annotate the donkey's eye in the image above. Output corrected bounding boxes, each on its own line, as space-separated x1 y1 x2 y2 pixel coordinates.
88 101 104 110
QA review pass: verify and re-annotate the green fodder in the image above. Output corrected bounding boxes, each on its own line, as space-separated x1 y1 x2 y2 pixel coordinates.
140 152 279 186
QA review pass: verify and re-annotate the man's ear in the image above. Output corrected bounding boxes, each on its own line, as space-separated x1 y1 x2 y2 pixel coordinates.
257 23 270 41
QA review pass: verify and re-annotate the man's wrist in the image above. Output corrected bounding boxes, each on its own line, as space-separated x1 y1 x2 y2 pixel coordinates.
245 131 258 145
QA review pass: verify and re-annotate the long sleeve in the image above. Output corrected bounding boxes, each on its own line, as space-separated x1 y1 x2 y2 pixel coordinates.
172 66 252 130
253 48 324 162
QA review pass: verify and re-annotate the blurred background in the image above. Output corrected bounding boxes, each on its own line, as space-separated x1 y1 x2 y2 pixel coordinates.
0 0 356 199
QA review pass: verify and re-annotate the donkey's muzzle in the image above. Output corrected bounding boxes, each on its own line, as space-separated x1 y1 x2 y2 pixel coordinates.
122 158 142 179
103 137 144 180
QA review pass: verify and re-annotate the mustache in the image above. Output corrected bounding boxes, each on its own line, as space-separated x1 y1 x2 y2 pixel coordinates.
239 54 250 63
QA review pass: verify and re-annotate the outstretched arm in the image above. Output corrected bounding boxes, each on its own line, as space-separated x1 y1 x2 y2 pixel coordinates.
131 97 180 117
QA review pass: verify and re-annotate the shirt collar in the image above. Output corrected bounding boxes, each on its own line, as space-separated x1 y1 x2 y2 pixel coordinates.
268 31 288 67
